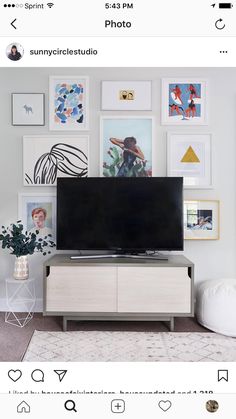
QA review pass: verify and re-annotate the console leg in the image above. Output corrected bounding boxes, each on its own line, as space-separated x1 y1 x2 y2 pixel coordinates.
170 317 175 332
63 317 67 332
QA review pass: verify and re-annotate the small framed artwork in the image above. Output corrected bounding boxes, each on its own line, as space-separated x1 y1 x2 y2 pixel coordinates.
100 116 153 177
12 93 45 126
49 76 89 131
101 81 152 110
18 193 56 241
167 133 212 189
23 135 89 186
162 79 208 125
184 200 220 240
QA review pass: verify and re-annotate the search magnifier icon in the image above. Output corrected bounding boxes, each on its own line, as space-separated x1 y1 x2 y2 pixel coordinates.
64 400 77 412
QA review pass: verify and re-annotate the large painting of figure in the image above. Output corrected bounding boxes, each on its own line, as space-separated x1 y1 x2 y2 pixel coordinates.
23 136 89 186
49 76 89 130
100 117 153 177
162 79 208 125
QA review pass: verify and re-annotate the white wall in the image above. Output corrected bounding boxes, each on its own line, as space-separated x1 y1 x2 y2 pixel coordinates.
0 67 235 311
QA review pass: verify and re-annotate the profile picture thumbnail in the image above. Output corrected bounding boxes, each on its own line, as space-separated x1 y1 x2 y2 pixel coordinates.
6 43 24 61
205 400 219 413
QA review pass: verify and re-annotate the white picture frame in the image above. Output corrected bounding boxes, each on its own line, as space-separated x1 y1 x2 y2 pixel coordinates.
184 200 220 240
18 193 57 241
23 135 89 186
49 76 89 131
100 116 154 177
101 81 152 111
12 93 45 126
167 133 212 189
162 78 208 125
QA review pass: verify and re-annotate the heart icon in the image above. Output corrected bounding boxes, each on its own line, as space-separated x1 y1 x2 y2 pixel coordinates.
8 369 22 382
158 400 172 412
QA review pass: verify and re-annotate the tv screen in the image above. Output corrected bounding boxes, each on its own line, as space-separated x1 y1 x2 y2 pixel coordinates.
57 177 183 252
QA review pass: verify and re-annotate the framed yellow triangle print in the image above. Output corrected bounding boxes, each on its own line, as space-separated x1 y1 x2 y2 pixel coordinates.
167 133 212 189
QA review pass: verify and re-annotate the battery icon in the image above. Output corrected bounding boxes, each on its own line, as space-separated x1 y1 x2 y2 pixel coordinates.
219 2 233 7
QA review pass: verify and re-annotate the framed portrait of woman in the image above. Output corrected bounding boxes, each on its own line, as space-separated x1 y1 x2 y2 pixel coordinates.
100 116 153 178
18 193 57 241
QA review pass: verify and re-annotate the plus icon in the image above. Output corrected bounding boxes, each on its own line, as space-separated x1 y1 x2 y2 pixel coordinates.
111 399 125 413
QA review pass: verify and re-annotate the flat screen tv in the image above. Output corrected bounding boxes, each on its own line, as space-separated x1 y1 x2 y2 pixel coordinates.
57 177 183 252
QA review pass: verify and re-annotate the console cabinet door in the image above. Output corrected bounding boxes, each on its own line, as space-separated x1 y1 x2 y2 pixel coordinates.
46 266 117 313
117 267 191 313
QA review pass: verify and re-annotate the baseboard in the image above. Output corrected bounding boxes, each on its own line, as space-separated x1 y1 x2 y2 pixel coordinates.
0 298 43 313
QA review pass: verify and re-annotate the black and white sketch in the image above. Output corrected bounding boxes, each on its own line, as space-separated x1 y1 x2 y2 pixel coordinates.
23 136 89 186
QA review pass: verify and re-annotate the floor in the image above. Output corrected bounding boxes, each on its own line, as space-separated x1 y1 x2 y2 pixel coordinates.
0 312 208 362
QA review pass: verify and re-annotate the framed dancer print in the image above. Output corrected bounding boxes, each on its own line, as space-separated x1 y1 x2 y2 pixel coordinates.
162 79 208 125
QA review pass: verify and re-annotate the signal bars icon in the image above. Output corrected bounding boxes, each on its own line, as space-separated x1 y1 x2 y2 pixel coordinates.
47 2 54 8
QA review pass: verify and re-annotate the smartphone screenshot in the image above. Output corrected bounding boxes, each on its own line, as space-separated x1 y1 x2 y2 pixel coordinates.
0 0 235 417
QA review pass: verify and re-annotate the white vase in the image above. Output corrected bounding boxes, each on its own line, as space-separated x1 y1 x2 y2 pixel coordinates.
13 256 29 280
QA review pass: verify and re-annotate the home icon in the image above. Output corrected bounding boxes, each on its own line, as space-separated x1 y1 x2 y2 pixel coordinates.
17 401 31 413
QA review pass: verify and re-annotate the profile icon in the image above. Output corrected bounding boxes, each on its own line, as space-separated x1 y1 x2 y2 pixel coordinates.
205 400 219 413
6 43 24 61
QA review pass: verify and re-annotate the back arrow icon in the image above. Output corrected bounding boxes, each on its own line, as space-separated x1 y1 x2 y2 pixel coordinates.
11 19 17 29
215 18 225 30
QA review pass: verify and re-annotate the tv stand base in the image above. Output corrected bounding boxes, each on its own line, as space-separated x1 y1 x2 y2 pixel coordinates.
62 314 175 332
70 253 169 261
44 255 194 333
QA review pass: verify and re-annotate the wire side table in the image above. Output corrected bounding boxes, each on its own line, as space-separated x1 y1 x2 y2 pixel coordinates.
5 278 36 327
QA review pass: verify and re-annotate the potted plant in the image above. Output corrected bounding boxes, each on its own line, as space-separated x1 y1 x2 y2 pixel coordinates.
0 221 56 280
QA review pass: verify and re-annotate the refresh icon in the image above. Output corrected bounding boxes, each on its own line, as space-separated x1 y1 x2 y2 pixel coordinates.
215 18 226 30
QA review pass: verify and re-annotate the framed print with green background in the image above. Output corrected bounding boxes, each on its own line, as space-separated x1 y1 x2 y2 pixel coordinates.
100 116 153 177
12 93 45 126
184 200 220 240
167 133 212 189
101 81 152 110
18 193 56 241
49 76 89 131
162 79 208 125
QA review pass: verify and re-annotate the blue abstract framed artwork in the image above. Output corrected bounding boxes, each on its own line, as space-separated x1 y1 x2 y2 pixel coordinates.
162 79 208 125
100 116 153 177
49 76 89 131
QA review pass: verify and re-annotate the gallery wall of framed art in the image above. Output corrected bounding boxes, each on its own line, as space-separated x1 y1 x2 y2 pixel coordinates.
0 66 235 310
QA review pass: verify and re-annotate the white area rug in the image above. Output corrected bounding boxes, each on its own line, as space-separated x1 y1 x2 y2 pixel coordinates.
23 331 236 362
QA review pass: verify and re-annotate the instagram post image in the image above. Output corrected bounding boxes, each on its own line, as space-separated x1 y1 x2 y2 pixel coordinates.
0 66 235 363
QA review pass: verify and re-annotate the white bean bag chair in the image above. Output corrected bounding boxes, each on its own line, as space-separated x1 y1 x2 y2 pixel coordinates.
196 279 236 337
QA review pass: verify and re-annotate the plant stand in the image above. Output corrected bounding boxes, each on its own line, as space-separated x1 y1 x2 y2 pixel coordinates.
5 278 36 327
